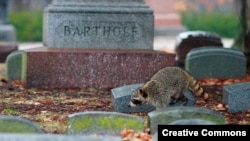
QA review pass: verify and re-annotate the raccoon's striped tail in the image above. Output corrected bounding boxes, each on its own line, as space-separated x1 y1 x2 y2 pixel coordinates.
188 75 209 101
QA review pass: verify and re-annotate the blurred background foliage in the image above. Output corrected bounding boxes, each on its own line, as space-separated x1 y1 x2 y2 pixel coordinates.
9 10 43 42
181 12 240 38
7 0 241 43
9 10 240 42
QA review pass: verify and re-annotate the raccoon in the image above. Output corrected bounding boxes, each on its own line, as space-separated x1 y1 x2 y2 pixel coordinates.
128 66 209 109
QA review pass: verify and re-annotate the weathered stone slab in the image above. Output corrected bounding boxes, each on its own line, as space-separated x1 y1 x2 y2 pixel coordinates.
0 115 45 133
152 132 158 141
223 82 250 113
6 50 26 81
147 106 225 134
0 134 122 141
175 31 223 67
43 0 154 49
185 47 247 79
111 83 155 113
23 47 175 89
0 43 18 62
68 111 144 135
111 83 195 113
169 119 215 125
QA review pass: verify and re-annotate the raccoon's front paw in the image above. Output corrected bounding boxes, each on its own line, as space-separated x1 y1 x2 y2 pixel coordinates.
170 96 187 106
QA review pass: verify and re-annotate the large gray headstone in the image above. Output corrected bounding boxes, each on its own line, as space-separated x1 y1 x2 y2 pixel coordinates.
147 106 225 134
43 0 154 49
185 47 247 79
68 111 144 135
111 83 195 113
0 115 45 133
223 82 250 113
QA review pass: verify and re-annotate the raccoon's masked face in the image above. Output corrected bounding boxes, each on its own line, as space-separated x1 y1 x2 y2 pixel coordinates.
128 88 148 107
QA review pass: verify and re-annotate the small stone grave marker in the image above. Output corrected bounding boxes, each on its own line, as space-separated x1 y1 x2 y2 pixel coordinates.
152 132 158 141
68 111 144 135
0 134 122 141
0 25 16 42
169 119 215 125
175 31 223 67
147 106 225 134
185 47 247 79
223 82 250 113
6 50 26 81
0 115 45 133
111 83 195 113
111 83 155 113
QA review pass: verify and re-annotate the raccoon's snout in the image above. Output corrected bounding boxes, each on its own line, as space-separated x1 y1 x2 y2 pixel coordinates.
132 99 142 105
128 101 137 107
128 100 143 108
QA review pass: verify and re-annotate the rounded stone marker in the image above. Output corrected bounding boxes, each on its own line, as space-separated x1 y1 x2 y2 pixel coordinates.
147 106 225 134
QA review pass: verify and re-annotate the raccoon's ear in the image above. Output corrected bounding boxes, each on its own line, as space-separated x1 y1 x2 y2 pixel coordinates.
148 80 159 87
139 89 148 98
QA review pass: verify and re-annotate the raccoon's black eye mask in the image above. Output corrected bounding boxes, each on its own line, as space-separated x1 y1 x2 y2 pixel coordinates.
132 99 142 105
139 89 148 98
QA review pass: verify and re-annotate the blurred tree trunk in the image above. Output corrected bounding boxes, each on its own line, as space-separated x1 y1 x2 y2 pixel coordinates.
234 0 250 66
234 0 246 49
243 0 250 66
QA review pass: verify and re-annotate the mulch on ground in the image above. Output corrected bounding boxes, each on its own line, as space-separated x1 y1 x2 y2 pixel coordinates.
0 63 250 134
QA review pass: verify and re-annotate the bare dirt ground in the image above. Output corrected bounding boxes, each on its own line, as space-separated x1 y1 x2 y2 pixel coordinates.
0 63 250 134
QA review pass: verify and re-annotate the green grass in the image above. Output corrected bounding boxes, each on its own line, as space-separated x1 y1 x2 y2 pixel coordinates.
9 10 43 42
181 12 240 38
3 107 19 115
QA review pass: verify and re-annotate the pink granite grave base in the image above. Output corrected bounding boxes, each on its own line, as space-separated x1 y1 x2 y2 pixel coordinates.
25 47 176 89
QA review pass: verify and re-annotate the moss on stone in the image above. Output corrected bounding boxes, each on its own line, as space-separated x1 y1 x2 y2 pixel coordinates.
68 112 144 134
70 117 94 132
0 120 43 133
21 51 27 81
6 51 27 81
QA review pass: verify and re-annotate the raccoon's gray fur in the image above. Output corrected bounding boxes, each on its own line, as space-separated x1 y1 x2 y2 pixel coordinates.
128 66 209 109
